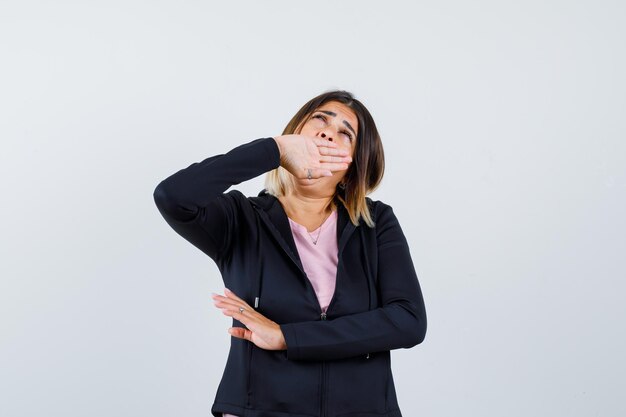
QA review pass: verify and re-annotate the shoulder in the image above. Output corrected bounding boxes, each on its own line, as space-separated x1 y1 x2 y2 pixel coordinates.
220 189 249 207
365 196 393 216
222 188 271 207
364 196 397 228
247 189 276 210
364 198 410 249
213 189 265 217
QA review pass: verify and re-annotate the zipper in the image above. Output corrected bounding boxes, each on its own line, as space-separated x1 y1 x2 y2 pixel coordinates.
321 360 327 417
252 201 356 417
246 341 253 407
320 311 327 417
252 202 353 321
323 253 341 318
317 250 342 417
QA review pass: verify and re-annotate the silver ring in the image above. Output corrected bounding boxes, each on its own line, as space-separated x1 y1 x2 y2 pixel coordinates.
239 307 245 314
307 169 312 180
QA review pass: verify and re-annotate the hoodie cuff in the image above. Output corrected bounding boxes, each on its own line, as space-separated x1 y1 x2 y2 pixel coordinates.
279 323 301 360
259 136 281 169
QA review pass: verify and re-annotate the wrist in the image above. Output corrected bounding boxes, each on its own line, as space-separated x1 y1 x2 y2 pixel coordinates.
273 135 283 150
278 326 288 350
273 136 285 164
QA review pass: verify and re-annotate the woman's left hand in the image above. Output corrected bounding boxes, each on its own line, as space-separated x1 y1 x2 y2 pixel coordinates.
211 288 287 351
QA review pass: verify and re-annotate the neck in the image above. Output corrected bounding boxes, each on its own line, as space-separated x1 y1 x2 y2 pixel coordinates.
278 188 336 219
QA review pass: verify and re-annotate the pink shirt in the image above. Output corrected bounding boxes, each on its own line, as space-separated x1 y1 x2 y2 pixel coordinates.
287 210 338 312
222 210 339 417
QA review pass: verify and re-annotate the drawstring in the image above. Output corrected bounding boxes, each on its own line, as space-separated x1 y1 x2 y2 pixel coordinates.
360 224 375 359
253 208 263 310
359 225 375 311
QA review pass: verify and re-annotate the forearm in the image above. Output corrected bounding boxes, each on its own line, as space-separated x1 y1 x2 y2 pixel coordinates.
280 203 427 361
153 137 280 222
280 301 426 361
152 137 280 261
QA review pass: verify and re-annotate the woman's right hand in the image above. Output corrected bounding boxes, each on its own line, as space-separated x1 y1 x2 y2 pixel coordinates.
273 134 352 179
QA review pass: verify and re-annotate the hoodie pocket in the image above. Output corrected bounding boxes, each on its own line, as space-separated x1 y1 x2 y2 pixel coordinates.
327 352 390 416
249 346 320 415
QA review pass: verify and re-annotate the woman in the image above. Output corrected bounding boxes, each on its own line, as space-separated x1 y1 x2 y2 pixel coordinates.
153 90 427 417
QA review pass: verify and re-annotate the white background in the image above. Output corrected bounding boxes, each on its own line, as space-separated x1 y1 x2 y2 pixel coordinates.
1 1 625 416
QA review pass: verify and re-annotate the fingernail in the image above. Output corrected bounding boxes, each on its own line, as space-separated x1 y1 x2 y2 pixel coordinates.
224 288 231 293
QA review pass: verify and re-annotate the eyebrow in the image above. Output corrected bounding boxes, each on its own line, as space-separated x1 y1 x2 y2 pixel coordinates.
318 110 357 137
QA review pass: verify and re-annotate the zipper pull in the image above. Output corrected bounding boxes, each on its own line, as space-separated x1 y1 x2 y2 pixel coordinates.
320 312 327 321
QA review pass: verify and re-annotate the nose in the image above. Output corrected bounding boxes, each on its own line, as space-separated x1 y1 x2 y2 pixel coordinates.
320 132 333 142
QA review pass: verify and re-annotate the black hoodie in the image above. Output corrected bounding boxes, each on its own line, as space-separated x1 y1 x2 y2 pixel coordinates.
153 137 427 417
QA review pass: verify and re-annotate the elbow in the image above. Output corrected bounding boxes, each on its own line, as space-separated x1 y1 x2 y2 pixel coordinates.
153 182 173 214
153 182 171 210
153 182 193 221
402 310 427 348
387 302 427 350
414 317 427 346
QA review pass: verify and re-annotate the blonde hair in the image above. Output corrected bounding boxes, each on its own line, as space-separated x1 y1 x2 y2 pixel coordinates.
264 90 384 228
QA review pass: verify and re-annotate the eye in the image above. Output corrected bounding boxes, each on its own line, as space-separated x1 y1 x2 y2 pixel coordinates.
312 113 352 141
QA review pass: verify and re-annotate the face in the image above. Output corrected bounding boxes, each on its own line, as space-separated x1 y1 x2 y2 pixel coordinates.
298 101 358 157
295 101 358 189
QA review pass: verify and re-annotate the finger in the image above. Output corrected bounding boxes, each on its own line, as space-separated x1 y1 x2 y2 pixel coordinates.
212 293 247 309
318 146 350 156
304 168 334 178
214 297 254 318
222 306 255 327
211 293 230 302
213 297 249 313
224 288 248 305
318 162 350 171
213 292 245 306
229 327 252 341
313 137 338 147
223 289 252 310
319 155 352 164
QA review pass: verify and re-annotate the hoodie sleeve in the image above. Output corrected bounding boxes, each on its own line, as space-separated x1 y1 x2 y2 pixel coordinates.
279 203 427 361
152 137 281 263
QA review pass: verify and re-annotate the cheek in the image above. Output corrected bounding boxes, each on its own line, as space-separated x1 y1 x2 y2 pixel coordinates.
306 119 324 129
298 123 311 134
344 141 356 155
336 136 352 147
